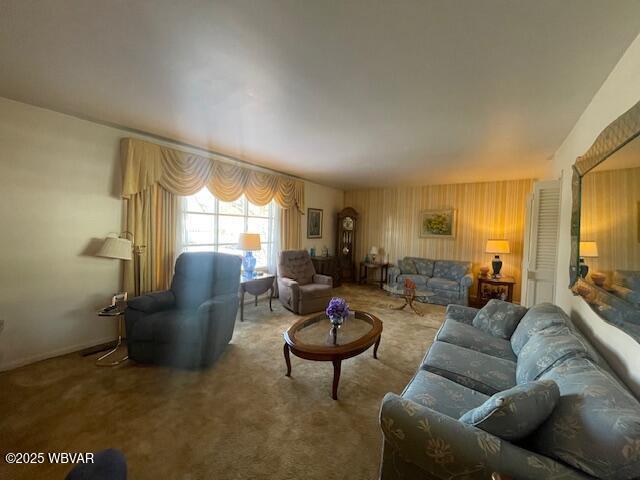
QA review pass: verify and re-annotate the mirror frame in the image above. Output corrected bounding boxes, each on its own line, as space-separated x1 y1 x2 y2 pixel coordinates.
570 99 640 337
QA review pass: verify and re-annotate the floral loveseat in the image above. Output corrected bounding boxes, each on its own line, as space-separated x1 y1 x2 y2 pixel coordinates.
379 301 640 479
387 257 473 306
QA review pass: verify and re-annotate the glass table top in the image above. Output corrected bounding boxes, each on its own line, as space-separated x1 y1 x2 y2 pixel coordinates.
292 314 374 347
383 283 434 297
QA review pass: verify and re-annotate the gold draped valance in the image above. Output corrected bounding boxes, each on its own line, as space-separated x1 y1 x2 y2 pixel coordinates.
121 137 304 210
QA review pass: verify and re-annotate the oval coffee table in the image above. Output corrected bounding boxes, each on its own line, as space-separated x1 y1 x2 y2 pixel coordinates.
283 311 383 400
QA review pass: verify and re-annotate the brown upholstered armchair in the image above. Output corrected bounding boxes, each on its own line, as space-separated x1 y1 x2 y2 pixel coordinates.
277 250 334 314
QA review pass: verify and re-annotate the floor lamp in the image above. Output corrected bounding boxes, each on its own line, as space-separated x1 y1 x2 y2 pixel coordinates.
96 232 145 296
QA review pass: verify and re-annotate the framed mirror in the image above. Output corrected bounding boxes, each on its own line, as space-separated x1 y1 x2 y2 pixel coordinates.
570 100 640 341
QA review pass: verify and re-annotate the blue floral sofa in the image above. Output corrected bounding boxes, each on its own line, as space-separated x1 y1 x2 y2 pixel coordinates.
387 257 473 306
379 301 640 479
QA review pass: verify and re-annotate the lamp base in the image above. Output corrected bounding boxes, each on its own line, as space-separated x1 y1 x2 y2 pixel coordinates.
579 258 589 279
242 251 257 278
491 255 503 278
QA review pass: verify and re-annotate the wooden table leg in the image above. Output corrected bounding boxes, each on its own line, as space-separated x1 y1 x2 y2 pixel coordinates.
239 290 245 322
408 295 423 316
255 295 258 306
332 359 342 400
373 335 381 359
269 287 273 312
284 343 291 376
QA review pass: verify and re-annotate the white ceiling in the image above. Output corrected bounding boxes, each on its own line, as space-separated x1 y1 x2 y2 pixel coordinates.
1 1 639 190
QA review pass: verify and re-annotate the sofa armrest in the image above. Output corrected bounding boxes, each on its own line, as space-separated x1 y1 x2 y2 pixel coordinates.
197 293 239 365
460 273 474 288
313 274 333 287
278 277 300 289
388 266 401 284
445 304 479 325
380 393 589 480
127 290 175 313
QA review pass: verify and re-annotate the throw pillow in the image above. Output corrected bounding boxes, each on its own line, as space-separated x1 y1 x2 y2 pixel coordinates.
398 258 418 274
510 303 568 354
472 299 528 340
459 379 560 441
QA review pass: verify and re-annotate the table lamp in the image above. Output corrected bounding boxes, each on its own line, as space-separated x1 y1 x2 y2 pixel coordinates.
369 246 379 263
485 239 510 278
238 233 261 277
579 241 598 278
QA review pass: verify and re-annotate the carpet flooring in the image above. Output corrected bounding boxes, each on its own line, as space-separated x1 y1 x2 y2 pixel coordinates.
0 284 445 480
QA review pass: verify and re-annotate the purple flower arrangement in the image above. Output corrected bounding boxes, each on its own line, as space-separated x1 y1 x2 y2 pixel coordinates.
326 297 350 324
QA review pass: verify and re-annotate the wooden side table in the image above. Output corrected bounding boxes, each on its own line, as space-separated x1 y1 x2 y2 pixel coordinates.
359 262 390 289
476 275 516 307
239 273 275 321
310 256 341 287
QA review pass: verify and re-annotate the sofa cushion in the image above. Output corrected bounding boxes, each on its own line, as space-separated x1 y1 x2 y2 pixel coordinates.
472 299 527 340
409 258 435 276
533 357 640 479
433 260 470 281
298 283 333 300
510 303 568 354
398 258 418 274
516 326 589 384
459 379 560 441
427 277 460 292
396 274 428 286
422 341 516 396
402 370 489 419
436 318 516 362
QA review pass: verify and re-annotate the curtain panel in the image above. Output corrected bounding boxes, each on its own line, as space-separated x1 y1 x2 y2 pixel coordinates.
121 138 304 295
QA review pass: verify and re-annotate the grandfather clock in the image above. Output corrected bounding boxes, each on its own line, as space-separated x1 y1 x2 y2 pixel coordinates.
336 207 358 282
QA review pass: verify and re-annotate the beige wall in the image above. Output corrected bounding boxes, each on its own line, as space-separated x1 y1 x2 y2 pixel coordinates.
0 97 341 370
551 33 640 397
0 97 123 370
581 166 640 281
301 182 344 255
345 179 534 302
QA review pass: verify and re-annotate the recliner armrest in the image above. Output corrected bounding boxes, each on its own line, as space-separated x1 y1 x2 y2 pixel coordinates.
127 290 175 313
278 277 300 289
312 274 333 287
445 304 479 325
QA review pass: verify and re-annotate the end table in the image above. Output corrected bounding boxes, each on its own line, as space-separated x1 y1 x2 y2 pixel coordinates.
358 262 390 289
95 307 128 367
476 275 516 307
239 273 276 321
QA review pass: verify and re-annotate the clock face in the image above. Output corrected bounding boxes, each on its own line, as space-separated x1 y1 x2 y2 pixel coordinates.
342 216 354 231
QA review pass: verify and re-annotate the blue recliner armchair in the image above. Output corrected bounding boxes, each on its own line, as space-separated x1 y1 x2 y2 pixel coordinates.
125 252 242 368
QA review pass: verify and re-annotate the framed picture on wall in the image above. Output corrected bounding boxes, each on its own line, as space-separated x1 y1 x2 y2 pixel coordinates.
419 208 457 239
307 208 323 238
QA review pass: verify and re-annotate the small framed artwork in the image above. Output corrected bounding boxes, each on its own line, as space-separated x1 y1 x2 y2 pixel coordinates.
419 208 457 239
307 208 323 238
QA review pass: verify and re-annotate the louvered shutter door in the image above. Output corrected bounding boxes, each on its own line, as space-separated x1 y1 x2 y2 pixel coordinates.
523 180 561 306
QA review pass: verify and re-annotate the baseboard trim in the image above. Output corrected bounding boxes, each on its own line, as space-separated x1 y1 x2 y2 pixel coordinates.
0 336 116 372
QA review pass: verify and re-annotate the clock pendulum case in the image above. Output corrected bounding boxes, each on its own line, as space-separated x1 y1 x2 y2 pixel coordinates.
336 207 358 282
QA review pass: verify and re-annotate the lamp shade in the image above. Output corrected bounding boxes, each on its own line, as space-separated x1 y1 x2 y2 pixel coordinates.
238 233 261 251
485 239 510 254
579 241 599 258
370 246 379 255
96 235 132 260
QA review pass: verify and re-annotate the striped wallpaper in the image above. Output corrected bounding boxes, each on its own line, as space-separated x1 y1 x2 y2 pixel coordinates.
581 166 640 281
344 178 535 303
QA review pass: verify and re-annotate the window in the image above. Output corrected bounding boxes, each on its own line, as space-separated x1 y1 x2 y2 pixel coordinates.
181 189 278 270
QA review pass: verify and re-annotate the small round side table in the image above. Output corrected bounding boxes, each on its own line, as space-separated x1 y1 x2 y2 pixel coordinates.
96 308 128 367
